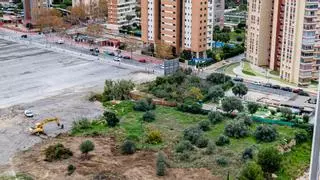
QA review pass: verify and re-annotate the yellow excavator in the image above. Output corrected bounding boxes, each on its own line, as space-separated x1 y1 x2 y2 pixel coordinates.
29 117 64 135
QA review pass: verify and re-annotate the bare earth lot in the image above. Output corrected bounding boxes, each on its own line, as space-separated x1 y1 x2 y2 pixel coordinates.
0 38 157 167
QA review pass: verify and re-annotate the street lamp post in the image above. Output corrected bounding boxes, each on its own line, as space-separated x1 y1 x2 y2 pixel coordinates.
309 78 320 180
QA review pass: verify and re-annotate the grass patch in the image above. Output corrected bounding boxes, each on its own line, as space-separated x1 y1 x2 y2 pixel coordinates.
230 30 245 42
0 173 34 180
72 100 311 179
242 62 256 76
277 141 311 179
218 62 240 75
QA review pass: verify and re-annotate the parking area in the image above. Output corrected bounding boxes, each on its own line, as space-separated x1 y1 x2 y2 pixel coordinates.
0 38 157 165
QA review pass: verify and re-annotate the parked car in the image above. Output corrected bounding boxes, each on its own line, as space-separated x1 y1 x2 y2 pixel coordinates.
57 39 64 44
123 56 131 59
263 83 272 88
298 91 309 97
21 34 27 38
233 77 244 82
113 57 122 61
94 48 99 53
24 110 33 117
92 52 99 56
293 88 303 93
252 81 261 86
160 64 165 69
281 87 292 92
138 59 147 63
90 48 94 52
272 84 281 89
108 52 115 56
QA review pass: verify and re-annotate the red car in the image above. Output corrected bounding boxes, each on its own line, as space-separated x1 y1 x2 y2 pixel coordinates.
138 59 147 63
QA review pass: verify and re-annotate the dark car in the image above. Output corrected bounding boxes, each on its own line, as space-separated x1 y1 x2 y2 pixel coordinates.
298 91 309 97
94 48 99 53
272 84 281 89
263 83 272 88
138 59 147 63
89 48 94 52
123 56 131 59
21 34 27 38
281 87 292 92
233 77 244 82
108 52 115 56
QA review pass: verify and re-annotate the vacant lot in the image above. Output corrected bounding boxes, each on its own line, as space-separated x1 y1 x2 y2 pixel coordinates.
0 38 157 166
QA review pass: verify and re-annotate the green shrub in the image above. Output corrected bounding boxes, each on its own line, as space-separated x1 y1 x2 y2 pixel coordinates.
216 157 228 167
208 111 224 124
121 140 136 155
242 147 254 160
216 135 230 146
239 162 264 180
67 164 76 175
221 96 244 113
206 73 231 84
102 80 135 102
303 115 310 123
134 98 156 112
204 141 215 155
198 120 210 131
257 147 282 174
183 126 203 144
103 111 120 127
143 111 156 122
156 152 166 176
295 130 308 144
175 140 194 153
270 109 276 115
80 140 95 157
224 121 250 138
247 102 260 114
196 136 209 148
178 152 191 161
254 125 277 142
45 143 73 162
146 130 162 144
88 93 102 102
72 118 91 130
177 102 205 114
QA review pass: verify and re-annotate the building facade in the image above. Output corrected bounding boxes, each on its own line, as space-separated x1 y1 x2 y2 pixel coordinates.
246 0 320 86
141 0 225 57
107 0 139 26
23 0 51 25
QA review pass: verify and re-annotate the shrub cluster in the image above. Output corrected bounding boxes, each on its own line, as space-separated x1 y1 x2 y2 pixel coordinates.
121 140 136 155
242 147 254 161
216 157 228 167
67 164 76 175
156 152 167 176
80 140 95 156
175 140 194 153
102 80 135 102
208 111 224 124
45 143 73 162
183 126 203 144
198 120 210 131
295 130 308 144
103 111 120 127
177 101 207 114
134 98 156 112
254 125 277 142
224 121 250 138
146 130 162 144
143 111 156 122
216 135 230 146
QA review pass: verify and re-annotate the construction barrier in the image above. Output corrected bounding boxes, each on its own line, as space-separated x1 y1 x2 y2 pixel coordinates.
252 116 295 126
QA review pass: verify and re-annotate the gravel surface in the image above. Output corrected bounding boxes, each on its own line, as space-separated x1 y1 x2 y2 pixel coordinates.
0 38 157 166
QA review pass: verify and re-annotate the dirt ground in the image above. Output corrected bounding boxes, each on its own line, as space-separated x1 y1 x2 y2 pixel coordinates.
3 135 219 180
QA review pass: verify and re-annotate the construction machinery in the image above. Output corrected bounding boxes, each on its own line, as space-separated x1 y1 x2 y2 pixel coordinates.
29 117 64 135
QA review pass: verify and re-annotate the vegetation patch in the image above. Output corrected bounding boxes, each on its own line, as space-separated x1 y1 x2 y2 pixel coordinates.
45 143 73 162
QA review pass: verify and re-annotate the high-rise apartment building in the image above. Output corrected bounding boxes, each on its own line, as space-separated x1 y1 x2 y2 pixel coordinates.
107 0 139 26
72 0 139 26
141 0 225 57
246 0 320 86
